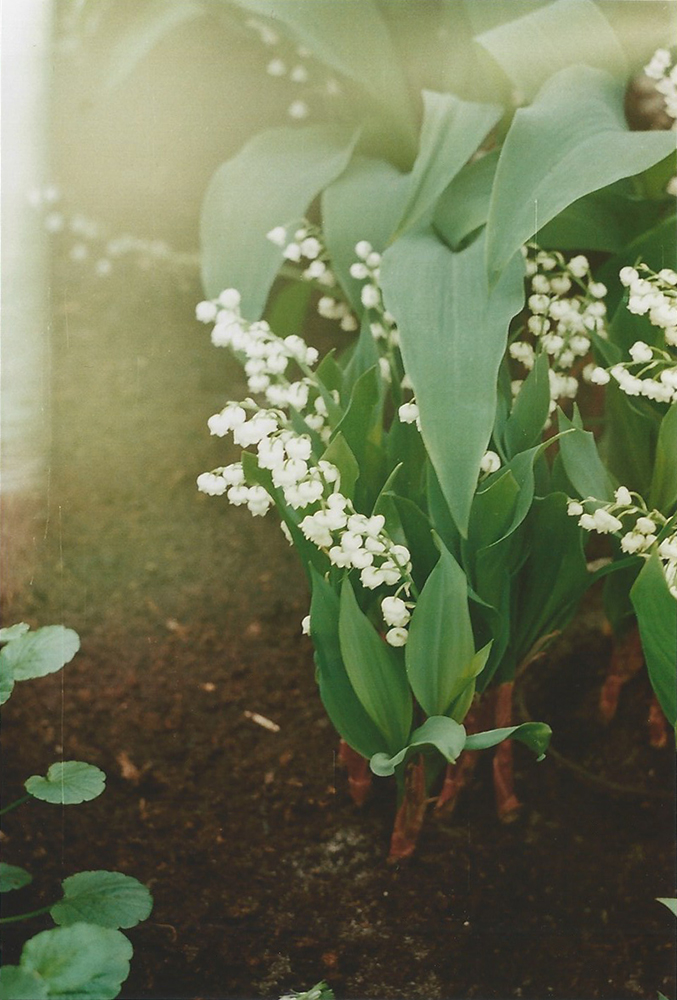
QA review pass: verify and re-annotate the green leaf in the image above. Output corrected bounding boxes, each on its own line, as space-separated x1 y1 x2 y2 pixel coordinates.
265 280 312 338
309 569 385 760
433 150 499 251
226 0 415 138
0 966 49 1000
323 156 411 310
631 553 677 726
486 66 675 280
0 623 29 643
51 871 153 930
557 407 615 502
394 91 502 237
200 125 358 314
338 578 412 754
649 403 677 513
25 762 106 805
341 313 381 399
657 898 677 918
464 722 552 759
0 665 14 707
502 352 550 458
0 626 80 683
332 366 385 509
370 716 466 777
380 228 525 535
0 863 32 893
320 433 359 502
476 0 626 102
19 923 133 999
405 543 481 717
93 0 204 91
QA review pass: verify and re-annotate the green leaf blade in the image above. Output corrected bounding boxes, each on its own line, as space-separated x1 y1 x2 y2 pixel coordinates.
0 863 32 893
25 762 106 806
370 716 466 777
631 553 677 726
19 923 133 1000
51 871 153 930
0 626 80 683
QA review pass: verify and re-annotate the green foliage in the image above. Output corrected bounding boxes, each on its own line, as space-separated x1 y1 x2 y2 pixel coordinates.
0 865 32 894
51 871 153 930
0 626 80 705
25 762 107 806
3 923 133 1000
380 228 525 535
631 552 677 726
201 125 358 313
485 66 674 280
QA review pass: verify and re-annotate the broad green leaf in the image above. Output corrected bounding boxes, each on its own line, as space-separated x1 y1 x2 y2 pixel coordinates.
332 366 385 509
602 381 659 494
51 871 153 930
509 493 590 668
381 228 525 535
0 665 14 706
309 569 385 760
0 626 80 683
405 543 478 717
322 156 411 309
464 722 552 759
0 967 49 1000
476 0 626 102
486 66 675 281
434 150 499 251
649 403 677 513
25 761 106 805
389 496 439 591
537 183 667 254
93 0 204 91
19 923 133 1000
631 553 677 726
200 125 358 314
265 280 312 338
320 433 359 502
0 863 32 893
0 623 29 643
467 470 520 552
394 91 502 237
338 578 412 754
461 0 547 34
370 716 466 777
657 898 677 918
226 0 415 139
557 407 615 502
502 352 550 458
341 313 381 398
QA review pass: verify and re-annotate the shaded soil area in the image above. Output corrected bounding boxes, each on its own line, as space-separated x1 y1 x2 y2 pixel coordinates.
1 257 675 1000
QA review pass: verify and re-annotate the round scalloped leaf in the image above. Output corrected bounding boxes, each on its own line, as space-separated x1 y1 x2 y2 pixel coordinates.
0 626 80 682
0 863 33 893
0 623 30 643
19 922 133 999
25 761 106 805
51 870 153 929
0 665 15 706
0 966 49 1000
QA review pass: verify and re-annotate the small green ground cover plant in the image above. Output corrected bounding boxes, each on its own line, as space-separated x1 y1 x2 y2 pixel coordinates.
0 624 153 1000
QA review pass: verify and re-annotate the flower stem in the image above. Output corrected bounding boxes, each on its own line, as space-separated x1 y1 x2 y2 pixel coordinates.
0 793 31 816
0 904 52 925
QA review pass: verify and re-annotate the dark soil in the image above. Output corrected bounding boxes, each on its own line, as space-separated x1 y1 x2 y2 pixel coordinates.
1 254 675 1000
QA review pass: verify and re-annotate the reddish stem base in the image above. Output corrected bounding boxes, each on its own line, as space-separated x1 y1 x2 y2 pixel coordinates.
435 699 488 817
388 758 427 863
338 740 372 807
493 681 522 823
599 625 643 723
648 695 669 750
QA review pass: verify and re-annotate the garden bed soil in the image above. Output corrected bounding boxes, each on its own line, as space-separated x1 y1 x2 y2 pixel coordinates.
1 258 675 1000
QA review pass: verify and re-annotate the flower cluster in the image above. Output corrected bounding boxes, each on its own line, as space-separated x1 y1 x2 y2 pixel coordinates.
298 497 415 645
511 246 608 410
245 16 341 122
644 48 677 123
195 287 336 423
266 221 358 333
567 488 677 597
349 240 401 362
586 265 677 404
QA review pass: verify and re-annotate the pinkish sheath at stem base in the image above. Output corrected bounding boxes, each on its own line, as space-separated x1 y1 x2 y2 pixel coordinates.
338 739 372 806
